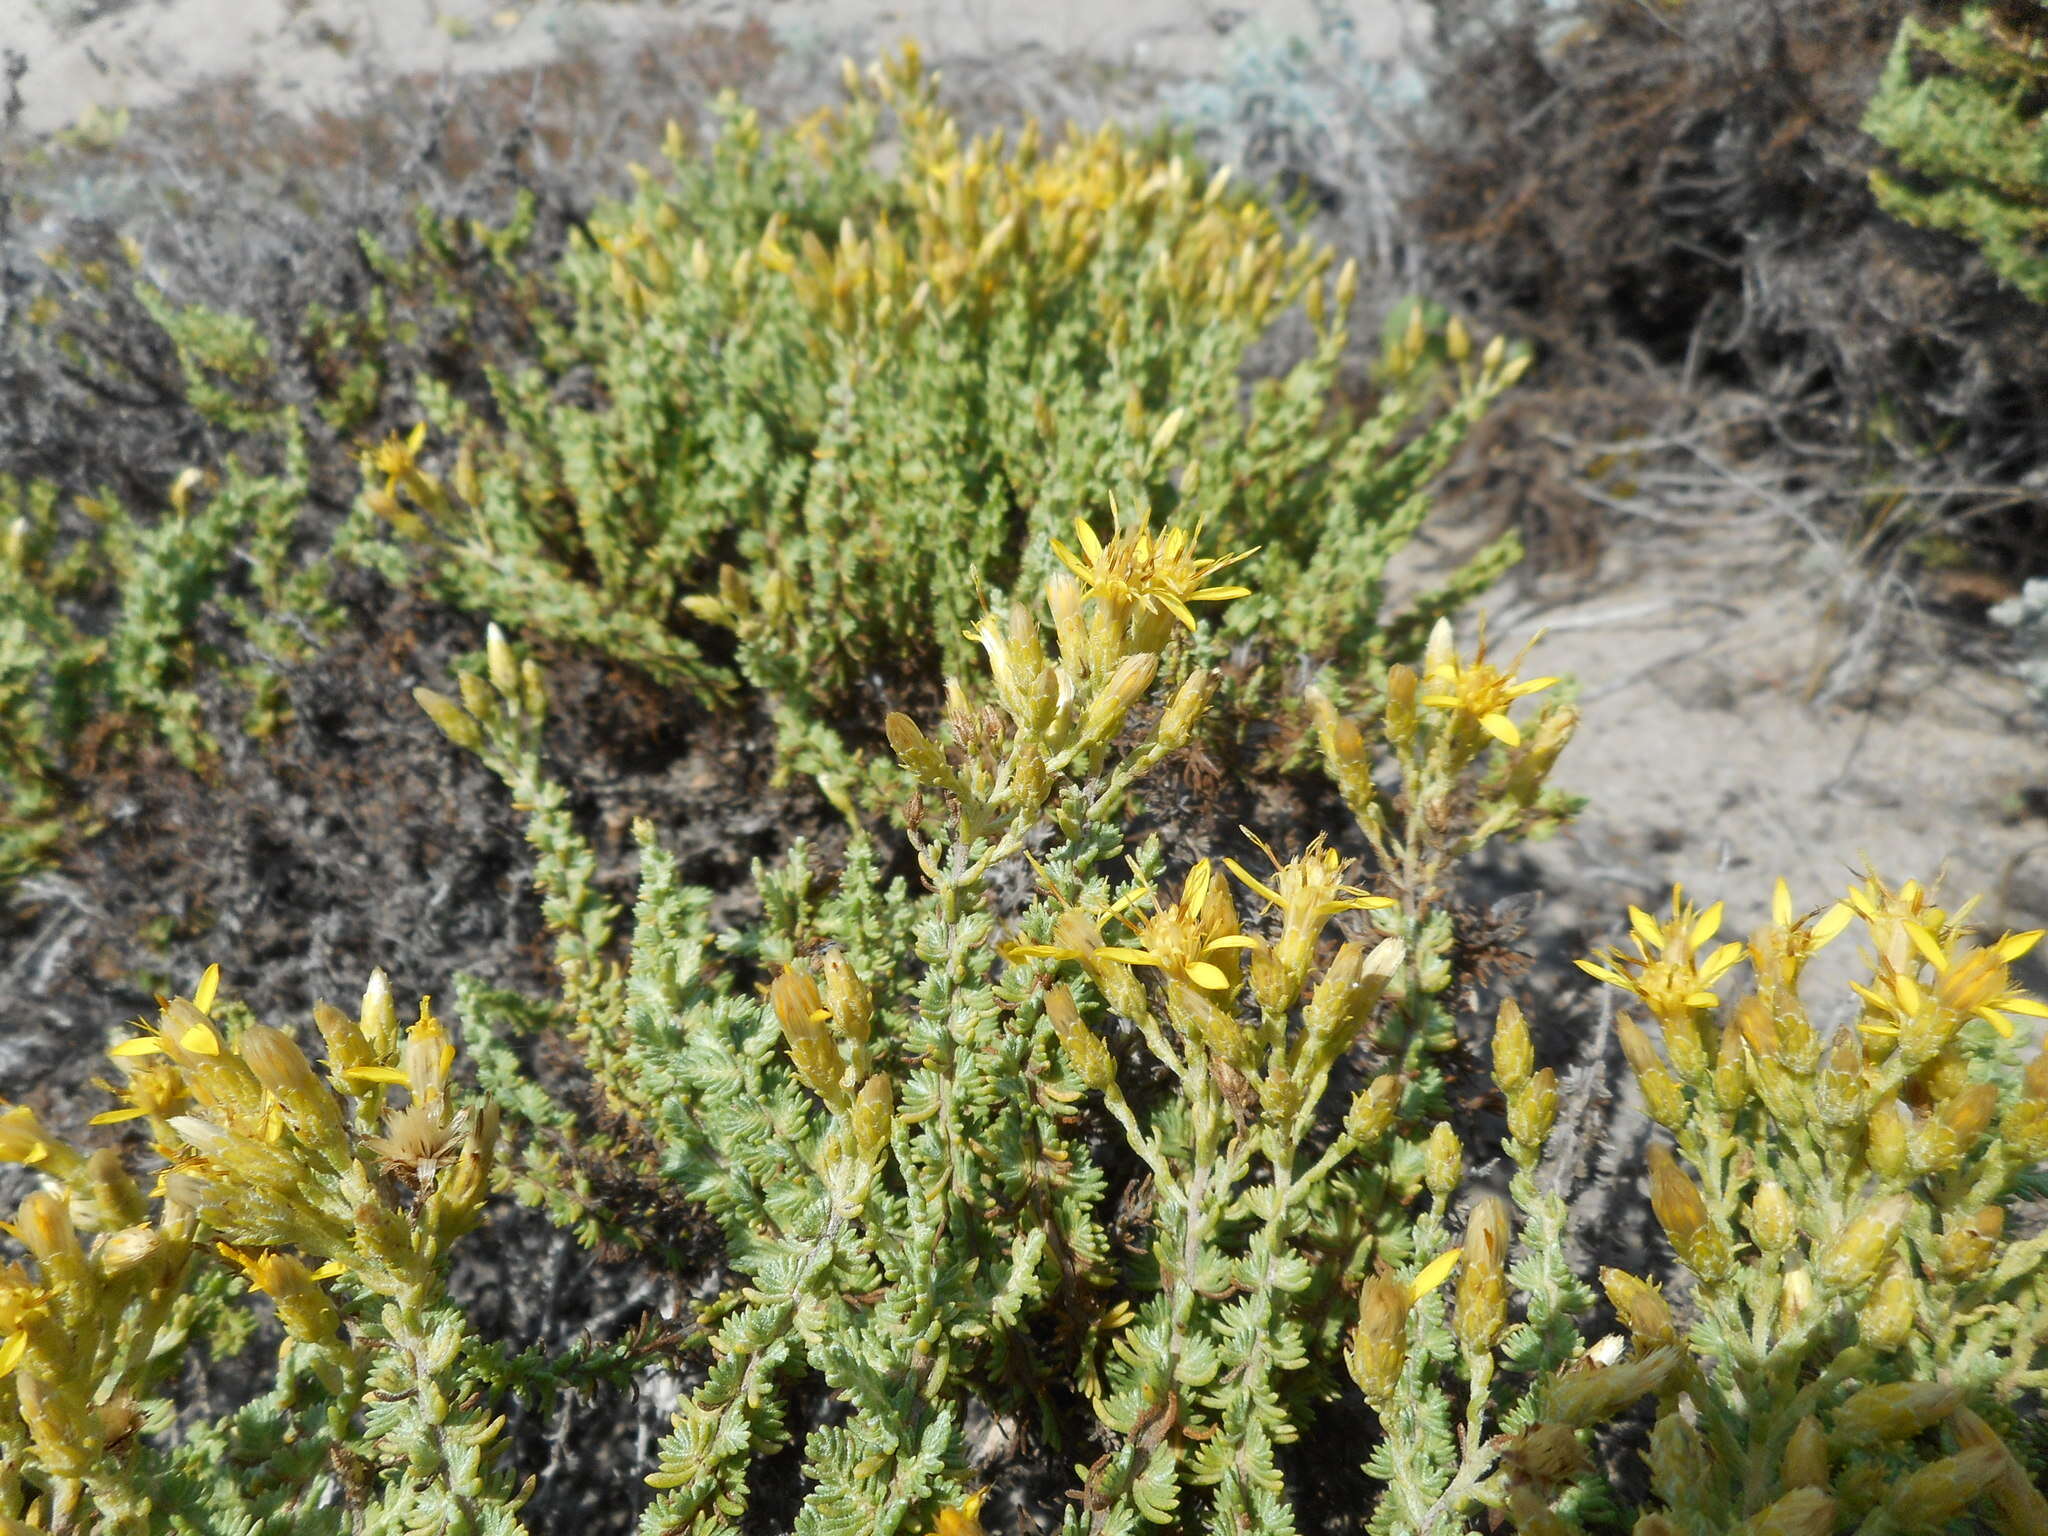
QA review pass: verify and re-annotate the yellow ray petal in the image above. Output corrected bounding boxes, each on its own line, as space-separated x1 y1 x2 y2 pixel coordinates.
1479 713 1521 747
1409 1247 1462 1302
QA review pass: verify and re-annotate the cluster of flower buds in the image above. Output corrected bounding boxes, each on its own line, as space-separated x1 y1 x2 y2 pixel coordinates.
0 966 509 1528
414 622 550 762
769 959 894 1210
886 511 1246 828
1571 871 2048 1536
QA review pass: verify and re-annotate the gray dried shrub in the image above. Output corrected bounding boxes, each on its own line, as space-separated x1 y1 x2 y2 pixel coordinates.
1401 0 2048 566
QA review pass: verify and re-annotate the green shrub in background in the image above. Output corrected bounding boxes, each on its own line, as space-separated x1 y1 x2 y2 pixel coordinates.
355 46 1528 813
1864 1 2048 304
2 44 1525 883
4 527 2046 1534
0 455 331 887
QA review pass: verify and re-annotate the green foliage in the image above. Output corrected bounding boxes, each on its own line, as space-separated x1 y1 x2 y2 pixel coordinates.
420 521 1585 1536
1864 3 2048 304
3 517 2046 1534
0 974 524 1534
2 44 1524 892
0 456 334 887
354 47 1528 812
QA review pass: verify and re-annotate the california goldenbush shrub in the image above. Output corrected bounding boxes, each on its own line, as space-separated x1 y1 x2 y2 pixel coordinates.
0 43 1525 885
1864 0 2048 307
354 46 1528 813
4 520 2046 1533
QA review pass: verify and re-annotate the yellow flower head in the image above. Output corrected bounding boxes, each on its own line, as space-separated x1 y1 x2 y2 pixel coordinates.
367 422 428 493
108 963 224 1063
0 1263 53 1379
1049 501 1256 652
0 1106 54 1168
1417 617 1557 748
1851 917 2048 1045
87 1062 190 1129
1577 885 1746 1024
927 1486 989 1536
1748 878 1855 994
345 998 455 1107
1225 829 1393 982
1097 860 1256 994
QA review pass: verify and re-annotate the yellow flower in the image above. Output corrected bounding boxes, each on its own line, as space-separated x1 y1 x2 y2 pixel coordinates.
108 963 224 1062
344 998 455 1107
0 1262 52 1378
367 422 428 494
1049 503 1256 640
1095 860 1256 993
928 1486 989 1536
87 1063 189 1127
1416 618 1557 747
1576 885 1745 1020
1225 829 1393 987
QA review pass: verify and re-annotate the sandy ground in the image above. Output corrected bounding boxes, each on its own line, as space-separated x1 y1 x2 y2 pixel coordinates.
9 0 1415 136
8 0 2047 987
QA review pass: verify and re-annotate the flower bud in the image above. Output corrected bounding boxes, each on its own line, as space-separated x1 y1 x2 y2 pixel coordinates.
1748 1488 1835 1536
885 712 949 783
1662 1013 1709 1082
1383 664 1419 747
485 623 519 698
94 1224 165 1281
1832 1382 1959 1449
1504 1422 1586 1491
1781 1415 1829 1489
1424 1123 1463 1200
1938 1205 2003 1280
16 1191 82 1271
1155 668 1215 752
1507 1067 1558 1150
1454 1195 1512 1354
1618 1014 1686 1128
1748 1180 1797 1255
1446 315 1471 363
1344 1075 1402 1146
1950 1407 2048 1536
1505 1488 1571 1536
86 1147 149 1230
2025 1046 2048 1103
1079 654 1158 749
1308 690 1376 812
1911 1081 1998 1173
821 952 874 1047
1493 997 1534 1092
1819 1196 1909 1292
1713 1019 1748 1109
1886 1447 2008 1529
851 1073 894 1164
1347 1273 1410 1404
1858 1261 1917 1351
1301 940 1400 1078
1814 1027 1867 1128
1548 1345 1683 1429
1045 986 1113 1091
1648 1143 1729 1283
1866 1097 1911 1180
1780 1266 1814 1322
1600 1268 1675 1351
414 687 482 752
